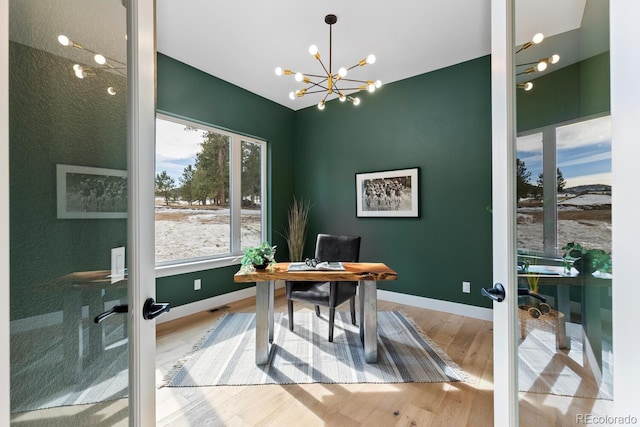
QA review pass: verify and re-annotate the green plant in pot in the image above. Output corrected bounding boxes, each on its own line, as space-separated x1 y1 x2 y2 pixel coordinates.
561 242 612 276
240 241 277 270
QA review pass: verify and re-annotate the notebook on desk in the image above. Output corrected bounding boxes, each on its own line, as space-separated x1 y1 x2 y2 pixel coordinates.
287 261 346 272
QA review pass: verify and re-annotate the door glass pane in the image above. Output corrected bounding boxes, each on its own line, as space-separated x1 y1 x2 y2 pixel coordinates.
240 140 263 250
9 0 129 423
515 1 612 425
517 132 544 252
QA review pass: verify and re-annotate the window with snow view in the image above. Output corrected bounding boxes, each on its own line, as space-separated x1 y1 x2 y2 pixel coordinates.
155 115 266 269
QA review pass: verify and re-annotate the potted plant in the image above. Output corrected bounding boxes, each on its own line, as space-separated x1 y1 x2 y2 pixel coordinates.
240 241 277 270
561 242 612 276
279 196 312 261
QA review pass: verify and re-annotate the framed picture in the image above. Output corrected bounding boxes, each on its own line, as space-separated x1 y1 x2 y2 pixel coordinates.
356 167 420 218
56 164 127 219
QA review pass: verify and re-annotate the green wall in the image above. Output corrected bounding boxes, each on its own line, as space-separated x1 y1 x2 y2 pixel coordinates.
9 42 127 317
292 56 494 307
155 54 296 306
517 52 610 132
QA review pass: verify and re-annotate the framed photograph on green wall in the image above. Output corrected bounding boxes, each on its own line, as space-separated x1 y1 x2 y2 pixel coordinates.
355 167 419 218
56 164 127 219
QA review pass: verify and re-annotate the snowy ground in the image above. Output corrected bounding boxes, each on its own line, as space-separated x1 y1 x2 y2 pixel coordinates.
155 203 261 263
518 194 611 253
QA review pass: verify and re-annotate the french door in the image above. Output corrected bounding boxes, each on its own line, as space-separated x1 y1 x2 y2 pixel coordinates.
1 0 157 425
490 0 640 425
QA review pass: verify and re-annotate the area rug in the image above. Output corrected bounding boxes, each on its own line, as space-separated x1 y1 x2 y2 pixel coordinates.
518 327 612 399
162 311 464 387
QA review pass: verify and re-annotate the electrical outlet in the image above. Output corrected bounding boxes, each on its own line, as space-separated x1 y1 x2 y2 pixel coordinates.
194 279 201 291
462 281 471 294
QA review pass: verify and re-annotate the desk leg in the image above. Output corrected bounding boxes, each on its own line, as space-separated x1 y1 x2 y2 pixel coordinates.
359 280 378 363
255 280 274 365
556 286 570 321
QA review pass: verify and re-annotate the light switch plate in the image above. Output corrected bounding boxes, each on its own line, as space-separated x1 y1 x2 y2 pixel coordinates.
462 281 471 294
111 247 125 284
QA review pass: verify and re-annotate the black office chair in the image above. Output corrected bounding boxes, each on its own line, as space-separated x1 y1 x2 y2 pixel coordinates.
286 234 361 342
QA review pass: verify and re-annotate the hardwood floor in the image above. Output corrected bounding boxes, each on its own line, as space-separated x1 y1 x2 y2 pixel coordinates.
155 289 496 426
156 289 613 427
10 288 612 426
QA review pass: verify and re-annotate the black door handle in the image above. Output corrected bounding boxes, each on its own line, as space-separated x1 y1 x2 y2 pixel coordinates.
143 297 170 320
95 304 128 323
481 283 506 302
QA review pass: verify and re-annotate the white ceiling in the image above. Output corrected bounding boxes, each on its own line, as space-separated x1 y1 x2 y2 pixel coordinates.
9 0 608 111
156 0 599 111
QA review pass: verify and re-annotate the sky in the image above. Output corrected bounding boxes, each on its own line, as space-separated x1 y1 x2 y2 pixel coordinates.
517 115 611 189
155 117 204 181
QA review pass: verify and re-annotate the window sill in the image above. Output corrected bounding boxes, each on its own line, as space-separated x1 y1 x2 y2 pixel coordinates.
155 255 241 278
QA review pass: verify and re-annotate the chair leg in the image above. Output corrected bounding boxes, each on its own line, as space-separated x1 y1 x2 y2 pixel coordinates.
315 305 321 317
350 296 356 325
328 307 336 342
288 300 294 331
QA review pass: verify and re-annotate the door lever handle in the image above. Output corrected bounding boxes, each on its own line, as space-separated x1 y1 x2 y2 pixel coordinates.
481 283 506 303
95 304 128 323
143 298 170 320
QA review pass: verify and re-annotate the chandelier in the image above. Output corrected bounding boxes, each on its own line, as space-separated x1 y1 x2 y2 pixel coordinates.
275 14 381 110
516 33 560 92
57 34 126 96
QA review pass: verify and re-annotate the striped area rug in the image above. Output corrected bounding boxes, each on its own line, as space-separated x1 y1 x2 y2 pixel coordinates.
163 311 464 387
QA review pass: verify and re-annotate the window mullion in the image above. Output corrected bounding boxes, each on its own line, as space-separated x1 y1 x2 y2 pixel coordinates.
230 136 242 254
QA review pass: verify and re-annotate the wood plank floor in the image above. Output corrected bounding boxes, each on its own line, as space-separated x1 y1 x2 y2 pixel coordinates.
155 289 611 427
10 288 612 426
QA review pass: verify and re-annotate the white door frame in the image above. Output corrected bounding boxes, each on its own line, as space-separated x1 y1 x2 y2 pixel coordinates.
491 0 640 424
490 0 518 425
610 1 640 419
128 0 157 424
1 0 11 419
0 0 158 424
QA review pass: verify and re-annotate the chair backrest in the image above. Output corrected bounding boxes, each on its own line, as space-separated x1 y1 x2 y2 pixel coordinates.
315 234 361 262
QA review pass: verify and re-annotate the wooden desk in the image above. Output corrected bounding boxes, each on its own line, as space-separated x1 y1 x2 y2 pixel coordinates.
234 262 397 365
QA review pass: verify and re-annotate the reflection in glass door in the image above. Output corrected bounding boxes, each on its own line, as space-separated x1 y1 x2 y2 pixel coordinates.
8 0 130 424
514 1 613 424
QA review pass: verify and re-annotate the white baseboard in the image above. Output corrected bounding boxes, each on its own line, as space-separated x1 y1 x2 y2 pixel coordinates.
159 285 492 324
377 290 493 321
157 280 285 324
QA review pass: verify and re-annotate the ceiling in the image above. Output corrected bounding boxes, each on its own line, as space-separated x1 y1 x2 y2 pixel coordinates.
9 0 608 111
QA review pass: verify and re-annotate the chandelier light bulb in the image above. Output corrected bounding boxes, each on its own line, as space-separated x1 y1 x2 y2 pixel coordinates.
308 45 318 56
275 67 283 76
58 35 71 46
524 82 533 91
368 83 376 93
339 94 346 102
375 80 382 88
289 91 295 100
353 97 361 106
550 54 560 64
107 86 116 95
94 54 106 65
295 72 304 82
532 33 544 44
366 54 376 64
317 100 325 110
74 65 85 79
338 67 347 78
536 61 548 72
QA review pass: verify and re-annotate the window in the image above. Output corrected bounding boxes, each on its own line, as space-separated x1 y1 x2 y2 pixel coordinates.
516 114 611 256
155 114 266 274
